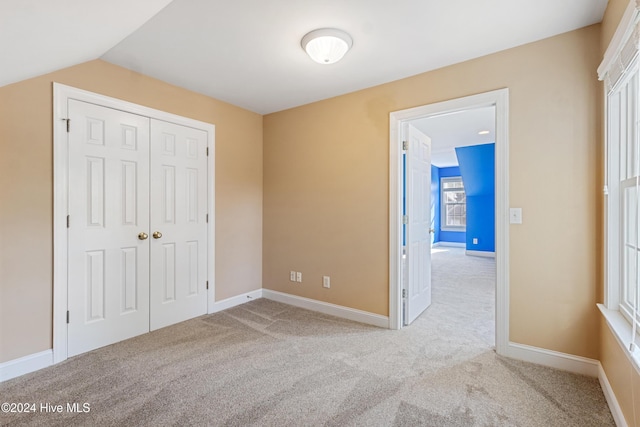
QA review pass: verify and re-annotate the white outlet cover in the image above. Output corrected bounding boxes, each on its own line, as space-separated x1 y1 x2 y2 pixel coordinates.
296 272 302 282
323 276 330 288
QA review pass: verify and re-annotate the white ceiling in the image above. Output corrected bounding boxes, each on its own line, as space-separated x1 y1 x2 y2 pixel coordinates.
412 106 496 168
0 0 173 87
3 0 607 115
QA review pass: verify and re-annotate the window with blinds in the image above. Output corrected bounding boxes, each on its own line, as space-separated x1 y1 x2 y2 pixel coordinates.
600 1 640 359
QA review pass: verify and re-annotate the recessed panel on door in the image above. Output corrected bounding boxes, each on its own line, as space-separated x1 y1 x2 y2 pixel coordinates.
162 165 176 224
86 157 105 227
121 247 138 313
121 161 138 225
85 250 105 322
162 243 176 303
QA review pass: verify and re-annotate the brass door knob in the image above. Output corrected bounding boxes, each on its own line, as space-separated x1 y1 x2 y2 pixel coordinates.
138 232 149 240
152 231 163 239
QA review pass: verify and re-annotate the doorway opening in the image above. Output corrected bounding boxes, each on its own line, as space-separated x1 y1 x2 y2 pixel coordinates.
389 89 509 356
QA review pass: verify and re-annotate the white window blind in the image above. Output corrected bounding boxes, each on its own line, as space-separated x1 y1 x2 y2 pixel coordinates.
604 27 639 92
599 1 640 94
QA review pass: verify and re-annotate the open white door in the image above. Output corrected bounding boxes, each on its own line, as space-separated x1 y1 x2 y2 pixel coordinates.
404 124 432 325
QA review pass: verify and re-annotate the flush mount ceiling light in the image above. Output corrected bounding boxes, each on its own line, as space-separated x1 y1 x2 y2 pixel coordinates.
301 28 353 64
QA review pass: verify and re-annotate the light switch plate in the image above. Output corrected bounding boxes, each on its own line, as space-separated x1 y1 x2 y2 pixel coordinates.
510 208 522 224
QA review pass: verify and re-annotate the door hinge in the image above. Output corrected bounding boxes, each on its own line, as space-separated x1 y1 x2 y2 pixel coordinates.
206 281 209 290
402 140 408 151
402 289 407 298
206 147 209 156
66 310 70 324
402 215 408 224
63 118 70 133
206 214 209 223
66 215 70 228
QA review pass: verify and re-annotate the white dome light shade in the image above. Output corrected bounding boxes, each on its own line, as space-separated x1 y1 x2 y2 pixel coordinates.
301 28 353 64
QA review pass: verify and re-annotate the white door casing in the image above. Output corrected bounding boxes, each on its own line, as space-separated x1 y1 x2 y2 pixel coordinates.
54 83 215 363
67 100 151 357
149 119 208 330
388 88 509 356
404 124 432 325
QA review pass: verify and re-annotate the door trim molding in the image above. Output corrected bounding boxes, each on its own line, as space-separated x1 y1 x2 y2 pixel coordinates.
52 83 215 363
388 88 510 356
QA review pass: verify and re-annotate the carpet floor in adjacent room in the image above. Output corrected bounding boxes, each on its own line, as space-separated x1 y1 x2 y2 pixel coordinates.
0 248 614 426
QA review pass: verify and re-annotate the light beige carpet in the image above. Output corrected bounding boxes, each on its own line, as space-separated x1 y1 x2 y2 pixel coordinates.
0 248 614 426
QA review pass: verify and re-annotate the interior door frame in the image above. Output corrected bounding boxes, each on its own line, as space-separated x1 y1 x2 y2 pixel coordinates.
52 83 215 364
389 88 509 356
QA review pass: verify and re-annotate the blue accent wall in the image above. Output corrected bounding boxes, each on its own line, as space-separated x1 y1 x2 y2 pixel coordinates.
430 165 440 244
439 166 461 179
432 166 465 244
455 143 495 252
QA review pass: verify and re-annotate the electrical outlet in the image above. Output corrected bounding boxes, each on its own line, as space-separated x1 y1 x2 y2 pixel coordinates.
290 271 296 282
296 272 302 282
472 238 478 245
323 276 330 289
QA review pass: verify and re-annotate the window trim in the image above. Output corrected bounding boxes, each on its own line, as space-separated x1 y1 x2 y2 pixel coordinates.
440 176 466 232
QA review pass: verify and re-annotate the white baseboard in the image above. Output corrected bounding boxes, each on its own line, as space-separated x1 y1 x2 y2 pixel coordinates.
465 250 496 258
433 242 465 248
209 289 263 313
262 289 389 328
598 362 629 427
502 343 630 423
503 342 599 377
0 349 53 383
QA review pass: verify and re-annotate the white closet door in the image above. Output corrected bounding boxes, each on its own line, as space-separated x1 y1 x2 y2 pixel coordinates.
67 100 151 357
149 119 208 330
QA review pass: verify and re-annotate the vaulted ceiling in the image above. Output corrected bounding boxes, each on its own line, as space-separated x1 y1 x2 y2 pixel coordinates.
2 0 607 115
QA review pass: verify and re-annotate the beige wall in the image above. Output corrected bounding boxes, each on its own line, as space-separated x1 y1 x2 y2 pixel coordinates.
601 319 640 426
0 60 263 363
601 0 629 52
264 25 601 358
600 1 640 425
